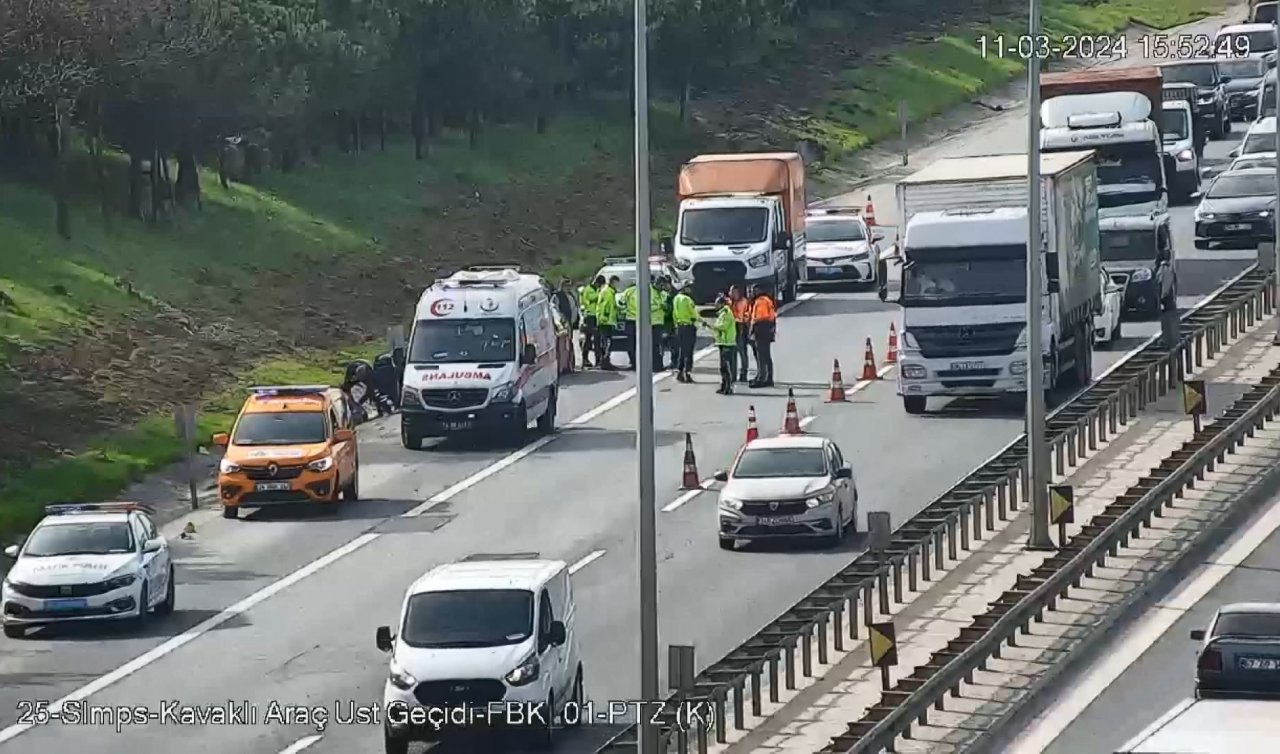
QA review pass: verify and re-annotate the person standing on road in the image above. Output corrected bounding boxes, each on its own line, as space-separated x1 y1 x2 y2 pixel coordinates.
650 278 669 371
596 276 620 370
748 284 777 388
712 294 738 395
621 279 639 370
729 285 751 383
579 276 603 368
672 283 699 383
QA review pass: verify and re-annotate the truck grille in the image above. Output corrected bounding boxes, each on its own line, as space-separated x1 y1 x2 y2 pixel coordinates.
912 322 1023 359
421 388 489 410
691 262 747 304
413 679 507 707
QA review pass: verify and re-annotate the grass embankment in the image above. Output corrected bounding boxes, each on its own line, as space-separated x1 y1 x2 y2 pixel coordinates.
0 0 1231 536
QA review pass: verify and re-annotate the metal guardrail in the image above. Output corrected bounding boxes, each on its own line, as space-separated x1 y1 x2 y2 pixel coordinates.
826 278 1280 753
595 262 1274 753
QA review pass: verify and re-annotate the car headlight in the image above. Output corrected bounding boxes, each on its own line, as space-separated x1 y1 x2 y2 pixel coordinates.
219 458 240 474
1198 213 1215 221
103 573 137 591
900 330 919 349
747 253 769 269
1176 149 1194 162
1130 268 1153 282
491 382 517 402
673 256 692 271
720 497 743 510
806 490 835 507
306 456 334 472
1010 360 1028 375
505 654 540 686
388 658 417 690
901 363 926 379
401 387 419 407
1259 210 1272 218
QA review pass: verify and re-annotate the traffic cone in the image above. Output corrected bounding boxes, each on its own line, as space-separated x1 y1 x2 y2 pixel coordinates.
886 323 899 364
861 338 879 381
864 194 877 226
680 433 701 490
827 359 847 402
745 405 760 443
782 389 802 434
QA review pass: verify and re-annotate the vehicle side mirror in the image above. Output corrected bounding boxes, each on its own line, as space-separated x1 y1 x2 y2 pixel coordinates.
1190 629 1205 640
548 620 566 647
376 626 394 652
1190 191 1203 200
834 466 853 479
1229 147 1241 157
333 428 355 443
659 236 673 255
774 231 792 250
2 545 18 559
212 432 229 448
521 343 537 365
713 470 729 483
143 538 164 554
872 232 885 242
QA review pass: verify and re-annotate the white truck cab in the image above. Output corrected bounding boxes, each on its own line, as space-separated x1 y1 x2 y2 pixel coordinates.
376 557 583 752
399 266 559 448
1042 92 1168 214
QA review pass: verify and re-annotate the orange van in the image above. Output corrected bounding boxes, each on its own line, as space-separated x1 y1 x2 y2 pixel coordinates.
212 385 359 519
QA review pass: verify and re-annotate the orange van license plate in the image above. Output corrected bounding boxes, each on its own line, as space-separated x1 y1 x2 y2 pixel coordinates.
255 482 291 492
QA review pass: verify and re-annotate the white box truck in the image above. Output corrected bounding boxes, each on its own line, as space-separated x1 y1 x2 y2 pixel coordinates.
893 151 1102 414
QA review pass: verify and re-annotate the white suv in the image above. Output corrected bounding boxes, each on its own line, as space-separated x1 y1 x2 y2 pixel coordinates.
376 557 584 752
2 503 174 638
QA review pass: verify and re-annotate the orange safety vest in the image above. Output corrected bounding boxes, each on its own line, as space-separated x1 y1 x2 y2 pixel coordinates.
750 295 776 325
732 299 751 323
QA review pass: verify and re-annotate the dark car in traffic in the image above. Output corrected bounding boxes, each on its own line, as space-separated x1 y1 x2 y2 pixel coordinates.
1193 603 1280 698
1220 57 1268 121
1158 59 1231 139
1193 168 1277 249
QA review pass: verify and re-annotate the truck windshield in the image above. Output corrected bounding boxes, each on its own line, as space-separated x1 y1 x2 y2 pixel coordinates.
1160 63 1217 86
680 207 769 245
408 319 516 363
1101 230 1156 261
901 245 1026 307
1091 142 1162 186
1160 110 1190 141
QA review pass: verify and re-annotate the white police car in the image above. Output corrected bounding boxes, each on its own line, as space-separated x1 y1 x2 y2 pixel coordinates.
1 503 174 638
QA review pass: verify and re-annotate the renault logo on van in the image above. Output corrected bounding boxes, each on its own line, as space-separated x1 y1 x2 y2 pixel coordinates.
268 463 279 477
769 501 779 511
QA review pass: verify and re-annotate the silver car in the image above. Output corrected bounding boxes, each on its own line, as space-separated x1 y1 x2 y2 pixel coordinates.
715 435 858 550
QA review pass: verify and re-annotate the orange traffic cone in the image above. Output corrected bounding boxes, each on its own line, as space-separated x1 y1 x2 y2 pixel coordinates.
782 389 802 434
827 359 847 402
861 338 879 381
680 433 700 490
745 405 760 443
886 323 899 364
864 194 877 226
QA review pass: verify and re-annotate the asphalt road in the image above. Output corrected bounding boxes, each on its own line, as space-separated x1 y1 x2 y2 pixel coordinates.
0 64 1263 754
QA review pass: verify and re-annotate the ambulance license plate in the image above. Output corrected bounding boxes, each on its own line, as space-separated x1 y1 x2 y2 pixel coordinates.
1226 223 1251 231
443 421 472 431
255 482 291 492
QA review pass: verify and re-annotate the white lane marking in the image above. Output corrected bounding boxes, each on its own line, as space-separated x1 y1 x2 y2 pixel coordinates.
1007 491 1280 753
278 735 323 754
0 293 825 748
0 533 379 745
568 549 607 574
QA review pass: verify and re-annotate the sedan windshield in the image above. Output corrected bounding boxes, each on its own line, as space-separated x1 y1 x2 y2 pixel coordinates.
1208 173 1275 199
808 219 866 243
1213 612 1280 638
408 319 515 364
24 522 134 557
680 207 769 245
734 447 828 478
232 411 327 446
401 589 534 648
1242 130 1277 155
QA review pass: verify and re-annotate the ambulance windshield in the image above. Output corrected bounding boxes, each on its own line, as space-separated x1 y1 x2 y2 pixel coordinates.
408 319 516 363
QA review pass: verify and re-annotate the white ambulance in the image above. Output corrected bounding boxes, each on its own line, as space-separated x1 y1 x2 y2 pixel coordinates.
399 266 560 448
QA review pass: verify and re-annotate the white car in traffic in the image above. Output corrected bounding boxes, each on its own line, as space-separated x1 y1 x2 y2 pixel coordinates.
800 209 884 288
1 503 174 638
715 435 858 549
1094 270 1124 346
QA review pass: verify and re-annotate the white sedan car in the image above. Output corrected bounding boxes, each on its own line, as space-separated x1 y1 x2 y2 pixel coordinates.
715 435 858 550
1094 270 1124 347
1 503 174 638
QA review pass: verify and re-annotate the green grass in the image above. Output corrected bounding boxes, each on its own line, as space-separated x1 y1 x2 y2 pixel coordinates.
786 0 1233 159
0 0 1233 537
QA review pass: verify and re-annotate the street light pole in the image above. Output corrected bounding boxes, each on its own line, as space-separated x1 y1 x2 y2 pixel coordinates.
633 0 660 749
1273 24 1280 344
1025 0 1055 550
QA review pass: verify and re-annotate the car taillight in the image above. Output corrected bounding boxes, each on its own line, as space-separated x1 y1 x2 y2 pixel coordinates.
1198 648 1223 673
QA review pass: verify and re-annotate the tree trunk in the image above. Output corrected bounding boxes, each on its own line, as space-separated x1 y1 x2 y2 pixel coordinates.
411 102 425 159
679 74 691 126
467 105 481 149
217 139 230 189
52 102 72 240
175 137 201 209
129 151 147 219
378 109 387 151
353 113 363 153
88 100 111 224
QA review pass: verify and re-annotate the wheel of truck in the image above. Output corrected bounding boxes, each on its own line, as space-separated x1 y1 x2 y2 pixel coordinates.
903 396 926 414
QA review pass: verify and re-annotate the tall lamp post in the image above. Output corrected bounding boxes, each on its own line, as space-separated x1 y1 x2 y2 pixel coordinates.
1025 0 1055 550
632 0 661 749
